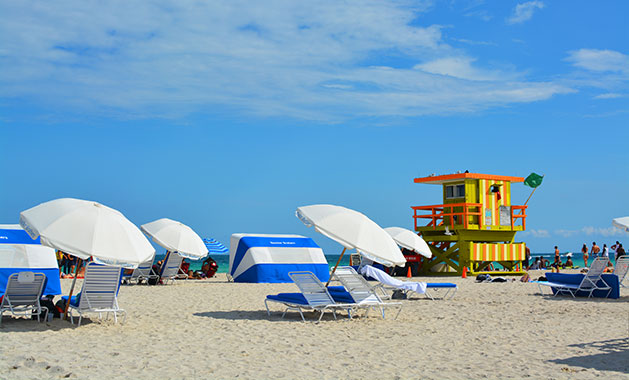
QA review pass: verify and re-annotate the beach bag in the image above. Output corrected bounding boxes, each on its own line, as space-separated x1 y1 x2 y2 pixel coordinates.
391 290 407 299
40 298 60 318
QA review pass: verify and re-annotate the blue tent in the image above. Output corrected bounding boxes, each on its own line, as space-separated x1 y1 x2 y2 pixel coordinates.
0 225 62 297
228 234 329 283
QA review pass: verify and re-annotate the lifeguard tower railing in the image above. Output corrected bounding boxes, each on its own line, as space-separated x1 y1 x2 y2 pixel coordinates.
412 203 527 231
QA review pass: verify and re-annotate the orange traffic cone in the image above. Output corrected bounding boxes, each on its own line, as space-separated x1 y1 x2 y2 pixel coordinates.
406 266 412 278
462 266 467 279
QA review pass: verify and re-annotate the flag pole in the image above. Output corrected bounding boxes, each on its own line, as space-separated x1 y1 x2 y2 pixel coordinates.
524 174 544 206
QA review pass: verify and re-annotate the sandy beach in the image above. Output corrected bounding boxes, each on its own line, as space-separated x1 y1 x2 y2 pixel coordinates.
1 271 627 380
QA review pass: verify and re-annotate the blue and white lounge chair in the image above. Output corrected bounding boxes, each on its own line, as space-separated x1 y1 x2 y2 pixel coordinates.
123 255 158 285
537 257 612 298
159 252 184 285
265 271 351 322
330 266 402 319
424 283 458 300
62 263 126 326
0 272 48 324
359 264 458 300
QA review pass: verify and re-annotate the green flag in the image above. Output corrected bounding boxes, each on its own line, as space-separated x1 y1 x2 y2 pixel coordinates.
524 173 544 188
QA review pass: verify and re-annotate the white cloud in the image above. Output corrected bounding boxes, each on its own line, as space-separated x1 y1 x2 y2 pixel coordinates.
507 1 545 25
566 49 629 74
414 56 503 81
0 0 570 121
563 49 629 93
580 226 626 237
521 229 551 238
464 10 492 22
522 226 626 239
554 226 625 239
594 93 623 99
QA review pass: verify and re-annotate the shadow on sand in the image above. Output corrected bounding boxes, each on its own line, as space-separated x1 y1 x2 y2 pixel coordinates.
193 310 346 322
0 317 87 331
549 337 629 373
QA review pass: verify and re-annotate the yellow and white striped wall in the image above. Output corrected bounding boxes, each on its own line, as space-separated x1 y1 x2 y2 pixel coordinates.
469 242 526 261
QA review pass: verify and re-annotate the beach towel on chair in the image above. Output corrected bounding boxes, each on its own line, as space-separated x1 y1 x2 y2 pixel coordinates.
360 265 427 294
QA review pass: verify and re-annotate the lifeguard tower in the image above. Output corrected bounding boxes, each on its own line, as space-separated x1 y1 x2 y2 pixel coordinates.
412 172 528 276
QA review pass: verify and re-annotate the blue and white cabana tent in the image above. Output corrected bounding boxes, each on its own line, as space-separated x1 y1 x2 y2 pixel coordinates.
228 234 329 283
0 224 62 297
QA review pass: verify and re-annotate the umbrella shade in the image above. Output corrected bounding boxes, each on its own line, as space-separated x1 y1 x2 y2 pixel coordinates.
203 238 228 255
384 227 432 259
612 217 629 232
141 218 208 260
19 198 154 268
296 204 405 267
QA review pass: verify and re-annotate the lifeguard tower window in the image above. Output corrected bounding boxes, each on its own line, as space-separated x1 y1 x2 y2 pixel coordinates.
445 184 465 199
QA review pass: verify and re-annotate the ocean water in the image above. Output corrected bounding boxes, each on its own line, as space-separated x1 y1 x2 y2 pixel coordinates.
159 252 614 274
156 253 351 274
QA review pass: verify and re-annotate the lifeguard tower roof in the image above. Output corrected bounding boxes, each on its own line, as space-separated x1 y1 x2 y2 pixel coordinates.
414 173 524 185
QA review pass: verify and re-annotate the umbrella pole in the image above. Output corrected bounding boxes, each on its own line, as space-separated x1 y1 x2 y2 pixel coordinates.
64 258 82 321
325 248 347 287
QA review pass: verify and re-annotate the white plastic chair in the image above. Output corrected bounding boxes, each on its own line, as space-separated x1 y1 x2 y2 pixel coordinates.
159 252 184 285
64 263 126 326
132 256 159 285
614 255 628 288
332 266 402 319
0 272 48 324
537 257 612 298
264 271 351 322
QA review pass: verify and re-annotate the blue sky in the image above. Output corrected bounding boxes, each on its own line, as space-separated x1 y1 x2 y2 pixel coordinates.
1 0 628 254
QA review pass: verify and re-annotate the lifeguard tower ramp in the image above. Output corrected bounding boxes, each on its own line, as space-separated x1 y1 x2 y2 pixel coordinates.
412 173 528 276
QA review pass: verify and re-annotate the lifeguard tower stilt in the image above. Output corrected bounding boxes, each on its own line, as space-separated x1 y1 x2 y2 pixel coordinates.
412 173 528 276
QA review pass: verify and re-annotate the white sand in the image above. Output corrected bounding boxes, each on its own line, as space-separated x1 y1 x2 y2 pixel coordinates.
1 270 627 379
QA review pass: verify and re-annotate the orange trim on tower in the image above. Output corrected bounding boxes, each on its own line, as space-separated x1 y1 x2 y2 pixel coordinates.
414 173 525 184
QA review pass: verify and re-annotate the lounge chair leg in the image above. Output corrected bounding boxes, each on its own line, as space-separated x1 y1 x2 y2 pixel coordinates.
394 306 402 320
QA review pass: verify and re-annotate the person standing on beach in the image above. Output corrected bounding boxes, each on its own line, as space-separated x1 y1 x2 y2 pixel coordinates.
591 242 600 259
602 244 609 258
616 243 626 262
581 244 589 267
551 249 562 272
611 241 620 260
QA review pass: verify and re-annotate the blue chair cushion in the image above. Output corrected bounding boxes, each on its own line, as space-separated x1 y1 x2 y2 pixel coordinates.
61 293 81 307
266 293 309 305
326 287 355 303
426 283 457 288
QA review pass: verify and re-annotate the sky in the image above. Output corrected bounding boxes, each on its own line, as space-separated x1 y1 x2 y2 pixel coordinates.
1 0 628 255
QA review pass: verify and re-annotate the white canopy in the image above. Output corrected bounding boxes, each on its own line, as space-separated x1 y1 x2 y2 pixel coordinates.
612 217 629 232
141 218 208 260
296 204 405 267
384 227 432 259
19 198 154 268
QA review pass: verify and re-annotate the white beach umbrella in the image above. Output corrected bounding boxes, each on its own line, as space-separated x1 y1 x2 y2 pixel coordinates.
612 217 629 232
384 227 432 259
19 198 155 319
296 204 405 285
19 198 154 268
141 218 208 260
